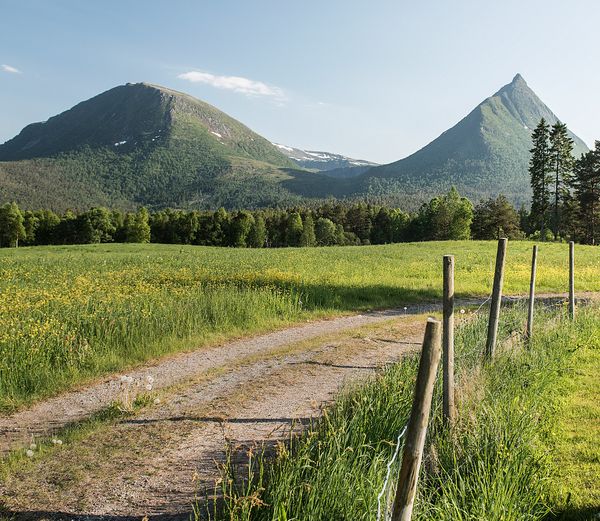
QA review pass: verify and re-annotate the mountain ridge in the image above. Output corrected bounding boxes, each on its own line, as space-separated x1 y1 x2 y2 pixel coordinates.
0 82 296 168
0 75 589 211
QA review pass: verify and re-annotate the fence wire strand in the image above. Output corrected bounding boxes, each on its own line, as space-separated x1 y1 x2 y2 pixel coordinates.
376 422 408 521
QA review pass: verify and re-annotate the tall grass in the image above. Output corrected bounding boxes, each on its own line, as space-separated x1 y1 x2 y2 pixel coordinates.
0 283 302 411
200 303 595 520
2 241 599 410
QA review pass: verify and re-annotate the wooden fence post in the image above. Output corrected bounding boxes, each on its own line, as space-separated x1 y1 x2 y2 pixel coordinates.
569 241 575 320
442 255 455 425
391 318 442 521
526 245 538 339
486 238 507 359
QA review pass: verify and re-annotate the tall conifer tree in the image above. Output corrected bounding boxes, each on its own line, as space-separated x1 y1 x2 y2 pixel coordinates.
573 141 600 245
549 121 574 239
529 119 552 239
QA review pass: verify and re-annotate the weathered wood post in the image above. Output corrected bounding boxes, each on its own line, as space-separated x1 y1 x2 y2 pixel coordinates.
442 255 455 425
391 318 442 521
486 238 507 359
569 241 575 320
526 245 538 339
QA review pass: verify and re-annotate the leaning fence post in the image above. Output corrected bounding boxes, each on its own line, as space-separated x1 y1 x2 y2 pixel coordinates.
391 318 442 521
569 241 575 320
486 238 507 359
442 255 455 425
526 244 538 339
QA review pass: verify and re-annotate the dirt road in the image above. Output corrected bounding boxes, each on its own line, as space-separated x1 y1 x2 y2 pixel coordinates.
1 293 594 519
0 309 429 519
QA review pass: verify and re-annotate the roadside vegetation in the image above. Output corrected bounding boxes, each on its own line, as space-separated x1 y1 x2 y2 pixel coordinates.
200 303 600 521
548 310 600 518
1 241 599 412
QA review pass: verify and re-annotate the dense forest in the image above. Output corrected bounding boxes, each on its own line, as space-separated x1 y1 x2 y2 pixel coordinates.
1 118 597 249
0 188 524 248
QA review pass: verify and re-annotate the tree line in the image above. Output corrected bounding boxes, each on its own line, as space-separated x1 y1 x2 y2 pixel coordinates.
529 119 600 244
0 187 531 248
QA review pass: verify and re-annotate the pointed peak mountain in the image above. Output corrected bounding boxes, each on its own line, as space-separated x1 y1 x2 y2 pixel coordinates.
362 74 588 206
493 73 531 98
511 73 526 85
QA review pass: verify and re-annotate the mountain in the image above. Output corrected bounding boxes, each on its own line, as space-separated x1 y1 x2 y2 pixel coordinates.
272 143 377 174
0 82 334 210
0 75 590 212
356 74 589 206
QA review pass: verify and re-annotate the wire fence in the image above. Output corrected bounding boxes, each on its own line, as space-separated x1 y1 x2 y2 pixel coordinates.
375 289 526 520
376 422 409 521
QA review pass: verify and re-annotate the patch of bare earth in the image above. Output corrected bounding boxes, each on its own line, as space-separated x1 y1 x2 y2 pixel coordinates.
0 313 427 520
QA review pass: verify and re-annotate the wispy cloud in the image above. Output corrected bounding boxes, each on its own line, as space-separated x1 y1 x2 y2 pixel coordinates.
178 70 285 101
2 64 21 74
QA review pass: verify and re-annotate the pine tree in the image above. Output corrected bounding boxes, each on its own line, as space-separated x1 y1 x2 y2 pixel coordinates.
34 209 61 245
549 121 575 239
371 208 393 244
471 195 523 240
573 141 600 245
345 204 372 244
529 119 552 239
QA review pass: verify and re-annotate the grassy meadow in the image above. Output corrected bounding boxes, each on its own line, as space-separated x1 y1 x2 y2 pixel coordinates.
1 240 599 411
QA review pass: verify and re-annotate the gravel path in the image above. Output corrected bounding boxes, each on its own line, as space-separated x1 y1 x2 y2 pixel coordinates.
0 306 434 455
1 293 595 519
0 313 426 519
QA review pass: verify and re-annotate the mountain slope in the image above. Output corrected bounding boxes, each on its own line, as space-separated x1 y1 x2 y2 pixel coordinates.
0 83 321 210
0 75 590 211
357 74 588 204
0 82 294 167
272 143 377 173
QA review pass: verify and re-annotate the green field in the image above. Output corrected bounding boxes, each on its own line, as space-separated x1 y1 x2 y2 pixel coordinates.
1 241 598 411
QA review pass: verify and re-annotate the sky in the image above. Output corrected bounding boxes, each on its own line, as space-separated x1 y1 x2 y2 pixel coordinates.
1 0 599 164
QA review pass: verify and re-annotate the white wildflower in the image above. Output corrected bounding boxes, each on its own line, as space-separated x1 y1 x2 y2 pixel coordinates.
26 449 34 457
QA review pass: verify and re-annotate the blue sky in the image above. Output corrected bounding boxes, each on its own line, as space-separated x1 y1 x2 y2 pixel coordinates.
1 0 599 163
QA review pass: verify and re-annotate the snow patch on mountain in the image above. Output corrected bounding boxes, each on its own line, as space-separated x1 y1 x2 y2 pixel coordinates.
271 142 378 172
